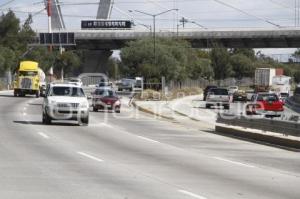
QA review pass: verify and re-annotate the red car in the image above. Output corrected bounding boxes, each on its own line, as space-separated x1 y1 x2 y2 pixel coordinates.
246 93 284 117
92 88 121 113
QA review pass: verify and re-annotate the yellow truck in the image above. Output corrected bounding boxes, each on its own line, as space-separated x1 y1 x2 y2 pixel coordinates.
13 61 45 98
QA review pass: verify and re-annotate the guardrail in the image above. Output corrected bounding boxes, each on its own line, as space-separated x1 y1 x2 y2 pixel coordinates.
217 115 300 137
285 97 300 114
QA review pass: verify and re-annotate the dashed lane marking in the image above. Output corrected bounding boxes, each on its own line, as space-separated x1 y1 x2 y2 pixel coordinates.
213 157 255 168
38 132 49 139
137 136 160 143
178 190 208 199
77 152 104 162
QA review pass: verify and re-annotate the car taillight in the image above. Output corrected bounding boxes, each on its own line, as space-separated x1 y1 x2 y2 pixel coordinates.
254 104 261 109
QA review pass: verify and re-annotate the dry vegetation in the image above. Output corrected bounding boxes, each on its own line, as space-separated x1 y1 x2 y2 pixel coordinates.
136 87 202 101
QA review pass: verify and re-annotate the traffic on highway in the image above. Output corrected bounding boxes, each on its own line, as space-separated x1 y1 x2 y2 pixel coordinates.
1 1 300 198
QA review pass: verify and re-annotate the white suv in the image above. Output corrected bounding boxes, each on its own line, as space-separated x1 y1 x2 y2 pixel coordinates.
42 83 89 125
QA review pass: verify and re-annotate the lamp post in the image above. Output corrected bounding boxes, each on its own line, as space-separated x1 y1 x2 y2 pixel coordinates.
129 9 178 64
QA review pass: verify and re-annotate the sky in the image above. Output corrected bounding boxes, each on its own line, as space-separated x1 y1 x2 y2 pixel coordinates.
0 0 299 57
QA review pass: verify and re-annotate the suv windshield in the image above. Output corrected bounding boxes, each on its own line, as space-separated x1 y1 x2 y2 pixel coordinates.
210 89 228 95
122 79 134 85
95 89 116 97
49 86 85 97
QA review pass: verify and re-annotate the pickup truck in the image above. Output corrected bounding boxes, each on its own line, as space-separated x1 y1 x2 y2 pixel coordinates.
205 88 230 109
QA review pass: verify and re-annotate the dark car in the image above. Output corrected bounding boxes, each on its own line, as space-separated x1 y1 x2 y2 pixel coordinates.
232 90 247 102
92 88 121 113
203 85 217 101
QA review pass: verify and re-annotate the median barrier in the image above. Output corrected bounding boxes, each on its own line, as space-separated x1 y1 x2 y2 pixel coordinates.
285 97 300 114
216 115 299 137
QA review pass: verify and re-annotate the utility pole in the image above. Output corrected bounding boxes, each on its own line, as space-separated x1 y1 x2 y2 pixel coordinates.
179 17 188 28
47 0 54 82
47 0 52 33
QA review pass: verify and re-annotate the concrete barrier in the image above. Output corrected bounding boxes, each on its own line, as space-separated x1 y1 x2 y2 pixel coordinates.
217 116 299 137
215 125 300 150
285 97 300 114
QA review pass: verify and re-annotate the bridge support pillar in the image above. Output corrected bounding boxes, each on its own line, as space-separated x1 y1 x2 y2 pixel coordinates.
82 50 113 73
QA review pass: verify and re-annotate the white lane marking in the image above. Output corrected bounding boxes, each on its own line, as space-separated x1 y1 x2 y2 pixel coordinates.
90 122 113 128
77 152 104 162
178 190 207 199
38 132 49 139
23 107 27 110
213 157 255 168
22 112 27 116
137 136 159 143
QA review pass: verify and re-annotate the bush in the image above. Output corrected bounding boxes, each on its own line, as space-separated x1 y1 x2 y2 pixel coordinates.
136 89 164 101
135 87 202 101
0 81 5 91
169 87 202 99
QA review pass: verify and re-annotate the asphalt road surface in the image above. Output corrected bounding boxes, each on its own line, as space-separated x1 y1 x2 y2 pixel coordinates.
0 91 300 199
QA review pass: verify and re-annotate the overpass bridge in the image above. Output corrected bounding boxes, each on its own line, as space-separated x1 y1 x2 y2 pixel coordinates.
36 27 300 72
68 27 300 50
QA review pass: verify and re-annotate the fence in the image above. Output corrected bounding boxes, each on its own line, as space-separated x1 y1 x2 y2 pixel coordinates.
167 77 254 90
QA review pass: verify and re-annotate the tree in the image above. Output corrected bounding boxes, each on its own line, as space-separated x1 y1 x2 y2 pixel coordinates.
294 70 300 83
107 57 121 79
18 14 35 52
188 58 214 80
55 51 81 77
210 48 232 80
0 10 20 50
120 38 200 82
0 46 16 74
230 54 255 78
230 48 256 60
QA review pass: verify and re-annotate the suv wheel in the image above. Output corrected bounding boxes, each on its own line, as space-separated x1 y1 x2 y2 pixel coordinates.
81 116 89 125
93 107 98 112
224 105 230 110
36 91 40 98
115 107 121 113
42 113 51 124
206 104 211 109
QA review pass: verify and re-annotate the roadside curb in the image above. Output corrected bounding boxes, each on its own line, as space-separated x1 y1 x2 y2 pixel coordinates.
132 101 174 120
215 125 300 151
0 90 12 94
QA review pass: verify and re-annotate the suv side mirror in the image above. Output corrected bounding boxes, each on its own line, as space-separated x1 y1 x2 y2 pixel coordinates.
87 96 92 100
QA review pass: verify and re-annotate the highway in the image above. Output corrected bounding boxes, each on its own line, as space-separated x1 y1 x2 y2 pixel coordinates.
0 90 300 199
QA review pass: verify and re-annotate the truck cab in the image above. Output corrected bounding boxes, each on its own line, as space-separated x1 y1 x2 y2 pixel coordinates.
13 61 44 98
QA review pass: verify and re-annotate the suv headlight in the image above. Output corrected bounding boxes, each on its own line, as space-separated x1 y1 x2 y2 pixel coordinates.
48 100 56 105
80 101 89 108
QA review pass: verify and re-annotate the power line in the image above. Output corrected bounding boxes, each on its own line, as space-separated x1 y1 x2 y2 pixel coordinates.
145 0 206 28
213 0 281 27
269 0 293 9
0 0 16 8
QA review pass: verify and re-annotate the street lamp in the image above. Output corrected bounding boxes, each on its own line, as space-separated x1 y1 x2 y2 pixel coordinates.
129 9 179 64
